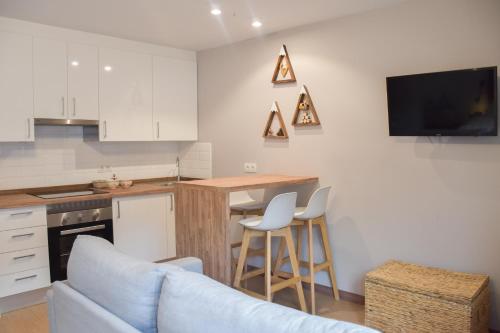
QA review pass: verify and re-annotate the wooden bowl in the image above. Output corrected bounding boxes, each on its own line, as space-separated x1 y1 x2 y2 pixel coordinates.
108 180 119 189
92 180 108 189
119 180 133 189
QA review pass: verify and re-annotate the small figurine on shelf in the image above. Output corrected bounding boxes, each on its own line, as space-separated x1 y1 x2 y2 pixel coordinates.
299 101 309 111
267 129 274 136
277 128 285 137
301 111 314 124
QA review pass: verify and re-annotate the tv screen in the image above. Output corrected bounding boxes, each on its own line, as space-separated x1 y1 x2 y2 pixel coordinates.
387 67 498 136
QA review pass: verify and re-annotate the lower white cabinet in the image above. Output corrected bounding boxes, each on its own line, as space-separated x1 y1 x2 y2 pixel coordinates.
0 206 50 298
113 193 175 262
0 267 51 298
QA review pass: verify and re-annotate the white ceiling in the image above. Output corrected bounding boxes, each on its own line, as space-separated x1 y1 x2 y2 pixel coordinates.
0 0 408 51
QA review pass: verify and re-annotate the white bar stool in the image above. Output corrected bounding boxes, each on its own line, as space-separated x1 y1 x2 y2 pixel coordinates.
233 192 307 312
229 191 265 280
273 186 339 315
230 191 265 217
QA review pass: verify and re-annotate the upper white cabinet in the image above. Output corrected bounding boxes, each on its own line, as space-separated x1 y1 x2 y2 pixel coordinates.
99 48 153 141
153 56 198 141
0 32 34 142
67 43 99 120
34 39 99 121
33 38 68 119
0 17 197 142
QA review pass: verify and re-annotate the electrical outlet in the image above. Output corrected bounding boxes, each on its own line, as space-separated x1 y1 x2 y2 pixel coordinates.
244 162 257 173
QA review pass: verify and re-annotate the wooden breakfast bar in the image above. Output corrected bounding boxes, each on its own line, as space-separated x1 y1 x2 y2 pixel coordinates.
175 174 318 285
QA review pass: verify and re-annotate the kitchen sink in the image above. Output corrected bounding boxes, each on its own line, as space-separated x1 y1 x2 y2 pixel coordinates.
152 181 177 187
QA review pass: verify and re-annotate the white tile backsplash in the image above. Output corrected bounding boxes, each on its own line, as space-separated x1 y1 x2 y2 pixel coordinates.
179 142 213 179
0 126 181 190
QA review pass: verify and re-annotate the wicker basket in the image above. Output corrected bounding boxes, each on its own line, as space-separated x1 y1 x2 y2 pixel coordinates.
365 261 489 333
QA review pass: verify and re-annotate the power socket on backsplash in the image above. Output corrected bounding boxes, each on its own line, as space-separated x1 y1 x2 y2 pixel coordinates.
98 165 112 173
244 163 257 173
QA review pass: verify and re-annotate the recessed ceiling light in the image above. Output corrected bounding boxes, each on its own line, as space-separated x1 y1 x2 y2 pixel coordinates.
71 60 79 67
211 8 222 16
252 20 262 28
104 65 112 72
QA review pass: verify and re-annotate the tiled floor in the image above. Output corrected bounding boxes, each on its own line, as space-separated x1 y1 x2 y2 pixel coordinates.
0 283 364 333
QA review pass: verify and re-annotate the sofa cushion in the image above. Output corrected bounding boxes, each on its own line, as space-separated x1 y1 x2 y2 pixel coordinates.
158 267 379 333
67 235 168 333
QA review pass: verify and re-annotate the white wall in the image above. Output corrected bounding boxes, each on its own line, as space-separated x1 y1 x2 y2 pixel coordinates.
197 0 500 328
0 126 179 189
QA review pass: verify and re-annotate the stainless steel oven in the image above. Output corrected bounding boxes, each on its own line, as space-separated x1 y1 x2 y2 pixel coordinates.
46 198 113 282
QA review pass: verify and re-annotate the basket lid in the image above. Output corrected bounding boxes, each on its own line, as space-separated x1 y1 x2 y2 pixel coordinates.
366 261 489 304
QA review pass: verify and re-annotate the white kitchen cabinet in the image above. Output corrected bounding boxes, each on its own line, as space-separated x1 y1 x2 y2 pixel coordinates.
34 38 68 119
0 32 34 142
153 56 198 141
67 43 99 120
99 48 153 141
165 193 176 258
113 193 175 262
0 205 50 298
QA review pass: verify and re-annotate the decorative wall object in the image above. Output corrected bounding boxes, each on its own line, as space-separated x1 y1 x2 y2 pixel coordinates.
292 85 320 126
271 45 296 84
263 101 289 139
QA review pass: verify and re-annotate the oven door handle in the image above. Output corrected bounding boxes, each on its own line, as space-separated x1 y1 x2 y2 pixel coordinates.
60 224 106 236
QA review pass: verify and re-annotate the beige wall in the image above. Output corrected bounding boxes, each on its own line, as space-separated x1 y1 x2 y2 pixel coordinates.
197 0 500 328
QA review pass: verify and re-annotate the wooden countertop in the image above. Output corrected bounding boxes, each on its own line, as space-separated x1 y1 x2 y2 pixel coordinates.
178 174 318 192
0 183 175 210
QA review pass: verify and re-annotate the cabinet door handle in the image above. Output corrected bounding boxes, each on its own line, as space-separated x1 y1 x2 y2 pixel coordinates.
13 254 36 260
103 121 107 138
11 232 35 239
170 195 174 212
10 211 33 217
73 97 76 116
117 201 121 218
157 121 160 139
15 274 37 282
27 118 31 139
61 97 65 116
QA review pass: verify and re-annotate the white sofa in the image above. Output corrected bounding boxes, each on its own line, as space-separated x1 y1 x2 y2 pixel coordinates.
47 235 378 333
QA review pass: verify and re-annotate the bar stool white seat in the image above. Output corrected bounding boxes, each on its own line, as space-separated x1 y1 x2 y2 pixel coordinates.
230 191 265 217
274 186 339 315
233 192 307 312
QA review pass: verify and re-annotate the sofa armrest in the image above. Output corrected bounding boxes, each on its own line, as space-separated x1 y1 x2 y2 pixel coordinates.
47 281 141 333
161 257 203 274
47 289 58 333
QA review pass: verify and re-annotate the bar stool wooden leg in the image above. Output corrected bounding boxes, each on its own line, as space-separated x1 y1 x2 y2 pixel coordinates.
296 224 303 261
307 219 316 314
272 237 286 278
285 226 307 312
265 230 272 302
318 216 340 300
234 229 251 289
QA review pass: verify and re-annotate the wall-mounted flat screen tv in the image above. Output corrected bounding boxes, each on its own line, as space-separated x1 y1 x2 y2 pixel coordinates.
387 67 498 136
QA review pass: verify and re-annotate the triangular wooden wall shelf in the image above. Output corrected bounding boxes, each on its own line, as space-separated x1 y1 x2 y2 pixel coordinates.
263 101 289 139
271 45 296 84
292 85 321 127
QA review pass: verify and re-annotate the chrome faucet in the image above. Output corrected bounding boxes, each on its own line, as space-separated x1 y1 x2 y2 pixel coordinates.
176 156 180 182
